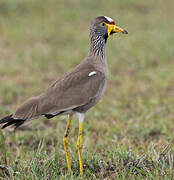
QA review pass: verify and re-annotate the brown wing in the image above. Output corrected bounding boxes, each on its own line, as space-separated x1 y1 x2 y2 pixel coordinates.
37 67 106 115
13 62 106 120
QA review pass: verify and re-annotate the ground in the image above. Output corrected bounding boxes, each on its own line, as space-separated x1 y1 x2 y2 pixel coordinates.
0 0 174 179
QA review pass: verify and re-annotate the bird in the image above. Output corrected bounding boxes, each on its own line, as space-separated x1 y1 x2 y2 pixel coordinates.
0 16 128 175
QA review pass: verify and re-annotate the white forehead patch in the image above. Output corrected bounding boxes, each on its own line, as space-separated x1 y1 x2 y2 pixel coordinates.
88 71 97 77
104 16 114 22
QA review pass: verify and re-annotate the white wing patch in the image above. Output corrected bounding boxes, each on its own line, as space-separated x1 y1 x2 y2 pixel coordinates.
104 16 114 22
88 71 97 77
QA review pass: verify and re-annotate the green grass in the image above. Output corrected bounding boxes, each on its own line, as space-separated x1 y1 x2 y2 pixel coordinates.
0 0 174 179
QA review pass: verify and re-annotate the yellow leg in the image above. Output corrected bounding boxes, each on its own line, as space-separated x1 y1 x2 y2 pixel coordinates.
77 122 83 175
63 116 72 174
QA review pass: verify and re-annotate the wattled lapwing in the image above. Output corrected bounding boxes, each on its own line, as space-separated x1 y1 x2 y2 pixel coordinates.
0 16 128 175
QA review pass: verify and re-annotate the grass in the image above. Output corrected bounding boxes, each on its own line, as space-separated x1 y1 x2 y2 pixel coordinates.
0 0 174 179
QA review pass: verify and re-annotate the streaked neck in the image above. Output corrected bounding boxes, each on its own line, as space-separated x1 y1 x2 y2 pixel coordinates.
89 34 106 59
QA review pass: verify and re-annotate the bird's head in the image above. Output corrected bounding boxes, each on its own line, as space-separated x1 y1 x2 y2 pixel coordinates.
90 16 128 41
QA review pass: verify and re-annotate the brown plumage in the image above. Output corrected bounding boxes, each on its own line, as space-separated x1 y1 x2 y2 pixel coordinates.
0 16 128 128
14 59 106 119
0 16 128 175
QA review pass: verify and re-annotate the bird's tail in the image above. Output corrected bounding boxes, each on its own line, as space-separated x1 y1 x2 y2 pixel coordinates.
0 96 40 129
0 114 25 129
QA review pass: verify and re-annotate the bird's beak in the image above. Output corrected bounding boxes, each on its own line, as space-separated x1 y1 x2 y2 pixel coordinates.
106 24 128 37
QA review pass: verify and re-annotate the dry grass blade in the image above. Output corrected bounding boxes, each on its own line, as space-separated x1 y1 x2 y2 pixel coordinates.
157 139 174 163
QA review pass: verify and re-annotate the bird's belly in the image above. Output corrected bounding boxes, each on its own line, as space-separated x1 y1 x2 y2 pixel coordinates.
73 78 107 113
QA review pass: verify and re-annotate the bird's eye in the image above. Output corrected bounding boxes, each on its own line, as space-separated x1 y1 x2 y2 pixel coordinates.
100 22 105 27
